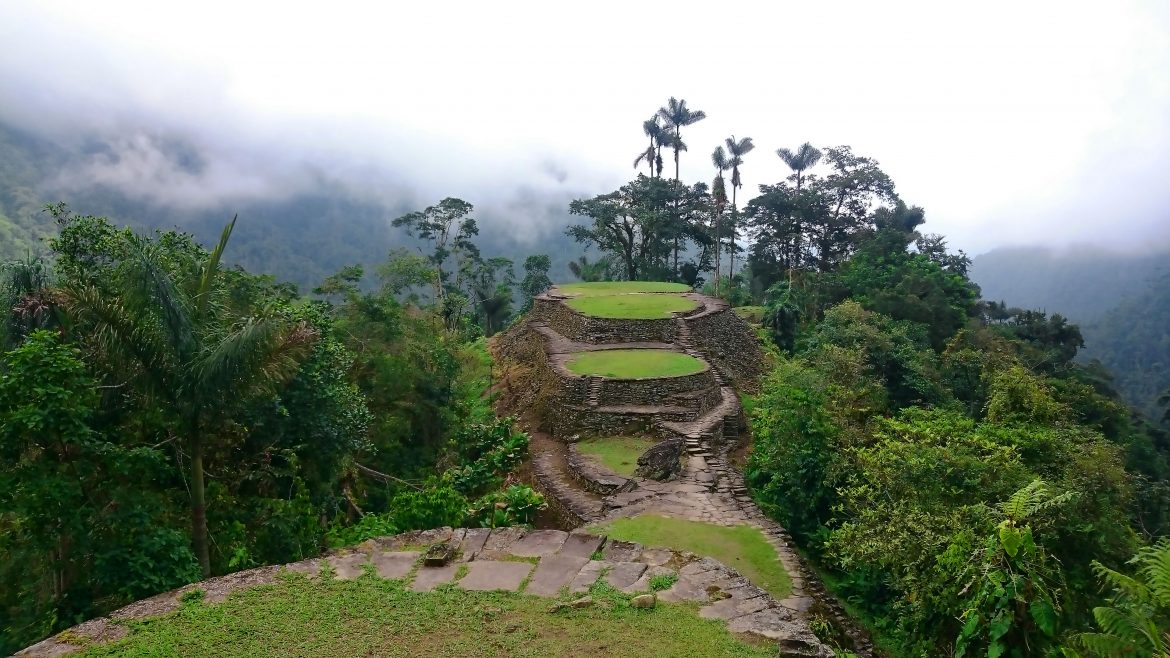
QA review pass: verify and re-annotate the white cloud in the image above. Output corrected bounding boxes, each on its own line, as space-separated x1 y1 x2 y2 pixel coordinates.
1 0 1168 253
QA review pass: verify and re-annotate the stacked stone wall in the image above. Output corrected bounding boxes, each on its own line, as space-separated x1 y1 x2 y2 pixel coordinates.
593 368 716 407
684 307 765 388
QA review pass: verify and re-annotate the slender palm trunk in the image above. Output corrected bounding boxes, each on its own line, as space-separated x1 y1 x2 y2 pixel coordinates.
714 206 722 296
729 184 738 289
191 433 210 578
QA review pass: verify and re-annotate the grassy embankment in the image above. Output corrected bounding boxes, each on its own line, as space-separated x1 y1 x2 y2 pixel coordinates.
565 350 706 379
591 515 792 600
77 575 774 658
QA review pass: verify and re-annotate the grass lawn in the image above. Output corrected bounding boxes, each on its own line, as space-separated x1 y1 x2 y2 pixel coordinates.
566 350 706 379
565 293 698 319
590 515 792 599
79 575 773 658
556 281 691 296
733 306 764 324
578 436 658 476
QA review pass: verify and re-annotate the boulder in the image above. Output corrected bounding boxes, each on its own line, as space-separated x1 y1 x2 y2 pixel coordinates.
634 438 684 481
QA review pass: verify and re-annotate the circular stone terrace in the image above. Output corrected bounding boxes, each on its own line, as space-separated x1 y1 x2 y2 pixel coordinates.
494 281 873 655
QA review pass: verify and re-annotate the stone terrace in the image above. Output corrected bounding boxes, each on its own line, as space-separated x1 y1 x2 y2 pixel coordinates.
496 286 873 656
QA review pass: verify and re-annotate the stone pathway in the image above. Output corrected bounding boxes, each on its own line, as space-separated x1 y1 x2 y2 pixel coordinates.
18 526 832 658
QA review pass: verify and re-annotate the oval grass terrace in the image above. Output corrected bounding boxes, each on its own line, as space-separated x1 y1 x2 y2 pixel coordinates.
554 281 692 296
565 349 707 379
563 293 699 320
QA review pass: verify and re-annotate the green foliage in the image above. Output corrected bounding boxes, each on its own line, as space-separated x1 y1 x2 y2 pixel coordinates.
1069 540 1170 656
467 485 546 528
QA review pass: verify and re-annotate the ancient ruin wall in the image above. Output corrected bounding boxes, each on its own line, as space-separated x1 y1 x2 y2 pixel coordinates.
684 305 766 388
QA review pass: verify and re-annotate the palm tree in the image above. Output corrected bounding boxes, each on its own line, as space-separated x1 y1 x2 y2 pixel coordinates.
633 116 669 178
62 217 314 577
776 142 823 191
724 135 754 283
710 146 730 295
657 97 707 184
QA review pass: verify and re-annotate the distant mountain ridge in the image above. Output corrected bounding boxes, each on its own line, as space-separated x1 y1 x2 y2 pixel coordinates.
0 121 586 290
972 245 1170 419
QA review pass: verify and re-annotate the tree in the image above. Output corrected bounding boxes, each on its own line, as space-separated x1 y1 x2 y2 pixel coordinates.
711 146 731 295
391 198 480 300
59 217 315 577
634 116 668 178
568 254 611 282
566 175 673 280
519 254 552 313
657 97 707 185
461 256 515 336
724 135 755 283
776 142 823 191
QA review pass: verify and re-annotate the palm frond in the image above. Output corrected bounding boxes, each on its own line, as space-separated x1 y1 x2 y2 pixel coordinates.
60 284 174 396
1137 540 1170 606
711 146 729 170
195 215 237 320
126 234 195 357
195 317 316 401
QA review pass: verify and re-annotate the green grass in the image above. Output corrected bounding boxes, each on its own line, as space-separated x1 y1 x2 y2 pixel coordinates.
564 293 698 319
577 436 658 476
566 350 706 379
590 515 792 599
78 574 773 657
733 306 764 324
556 281 691 296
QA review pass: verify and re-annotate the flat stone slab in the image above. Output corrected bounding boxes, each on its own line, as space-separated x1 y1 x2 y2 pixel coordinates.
604 561 648 589
483 527 527 552
410 564 459 592
700 593 773 621
601 539 642 562
558 532 604 559
458 560 534 592
624 565 675 593
282 558 321 578
458 527 491 561
568 560 608 593
657 573 711 602
509 529 568 558
524 555 590 597
327 553 368 580
637 547 674 567
372 551 419 580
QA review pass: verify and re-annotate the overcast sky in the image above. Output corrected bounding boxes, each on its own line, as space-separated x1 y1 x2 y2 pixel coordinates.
2 0 1168 255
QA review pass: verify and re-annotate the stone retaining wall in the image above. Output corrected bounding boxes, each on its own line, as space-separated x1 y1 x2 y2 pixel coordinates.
593 368 717 407
565 444 635 495
684 306 766 388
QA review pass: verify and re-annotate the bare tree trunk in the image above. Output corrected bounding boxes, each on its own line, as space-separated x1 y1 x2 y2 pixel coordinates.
191 433 210 578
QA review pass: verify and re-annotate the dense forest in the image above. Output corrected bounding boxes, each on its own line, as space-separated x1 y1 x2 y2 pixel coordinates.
4 96 1170 656
972 247 1170 420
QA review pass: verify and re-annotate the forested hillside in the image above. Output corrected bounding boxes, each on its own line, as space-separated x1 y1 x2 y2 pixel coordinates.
0 122 587 288
5 95 1170 657
972 246 1170 418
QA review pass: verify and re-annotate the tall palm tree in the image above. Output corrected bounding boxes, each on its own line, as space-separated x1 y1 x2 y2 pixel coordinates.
62 217 314 577
633 116 669 178
657 97 707 184
776 142 823 191
724 135 754 283
710 146 730 295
